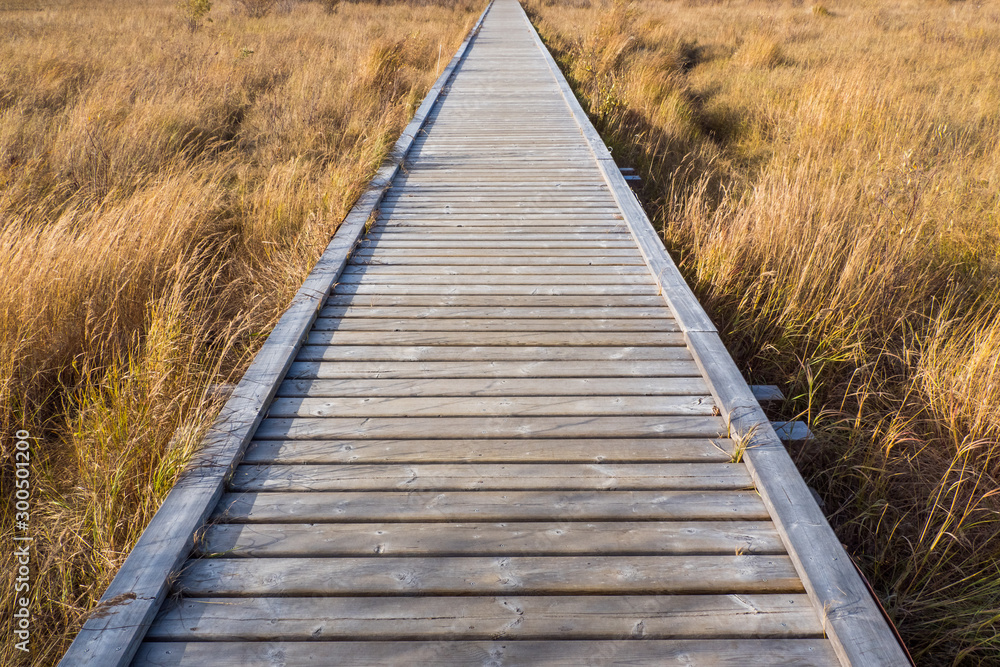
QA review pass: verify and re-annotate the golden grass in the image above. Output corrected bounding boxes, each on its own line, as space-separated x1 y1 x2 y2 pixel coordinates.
0 0 477 662
526 0 1000 663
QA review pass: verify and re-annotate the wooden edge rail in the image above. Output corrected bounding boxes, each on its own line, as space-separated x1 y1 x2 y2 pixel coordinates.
517 5 911 666
58 4 493 665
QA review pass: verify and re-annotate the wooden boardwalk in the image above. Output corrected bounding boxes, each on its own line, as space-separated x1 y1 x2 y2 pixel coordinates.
63 1 908 665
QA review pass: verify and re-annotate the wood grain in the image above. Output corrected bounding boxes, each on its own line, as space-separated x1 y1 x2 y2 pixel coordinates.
147 594 822 640
228 462 752 491
241 437 736 463
196 520 783 557
174 555 805 596
212 490 770 522
134 640 840 666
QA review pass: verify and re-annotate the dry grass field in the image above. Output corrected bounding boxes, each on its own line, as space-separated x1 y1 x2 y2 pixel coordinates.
0 0 477 663
524 0 1000 663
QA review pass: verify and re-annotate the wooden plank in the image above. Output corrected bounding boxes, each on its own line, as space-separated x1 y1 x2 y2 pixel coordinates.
340 264 650 275
352 249 641 258
173 555 805 596
365 232 636 240
276 377 708 397
385 182 609 189
367 227 636 237
350 255 647 265
196 520 783 557
266 395 715 418
396 170 603 176
379 209 635 217
294 344 692 362
378 219 624 227
771 421 815 442
383 194 616 203
357 240 635 250
147 594 822 641
375 213 624 222
286 360 703 379
383 179 612 185
228 462 751 491
375 219 624 227
311 317 679 332
58 4 498 665
241 437 736 464
751 384 785 402
382 193 615 201
303 331 684 346
335 284 661 296
325 295 666 308
319 306 675 319
214 490 767 523
254 415 725 440
366 232 637 241
134 639 841 666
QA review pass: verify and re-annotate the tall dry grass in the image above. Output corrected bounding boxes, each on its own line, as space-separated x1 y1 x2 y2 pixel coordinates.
526 0 1000 663
0 0 478 663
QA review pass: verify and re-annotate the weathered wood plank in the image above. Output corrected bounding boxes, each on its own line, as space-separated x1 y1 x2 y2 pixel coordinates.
312 317 679 331
196 520 782 557
213 490 769 522
319 305 675 319
134 639 841 666
349 255 646 266
340 264 650 275
356 235 638 244
771 421 815 442
338 271 654 285
228 462 751 491
294 344 692 362
276 377 708 397
378 196 615 204
366 228 637 238
377 219 626 227
352 249 642 259
265 395 715 418
253 415 725 440
286 360 703 379
335 284 661 296
174 555 804 596
358 240 635 251
147 594 822 641
304 330 684 347
751 384 786 402
325 295 667 308
241 437 736 464
384 184 610 192
372 215 624 224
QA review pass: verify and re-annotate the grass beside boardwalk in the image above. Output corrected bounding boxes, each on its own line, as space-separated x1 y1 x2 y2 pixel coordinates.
525 0 1000 663
0 0 478 662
